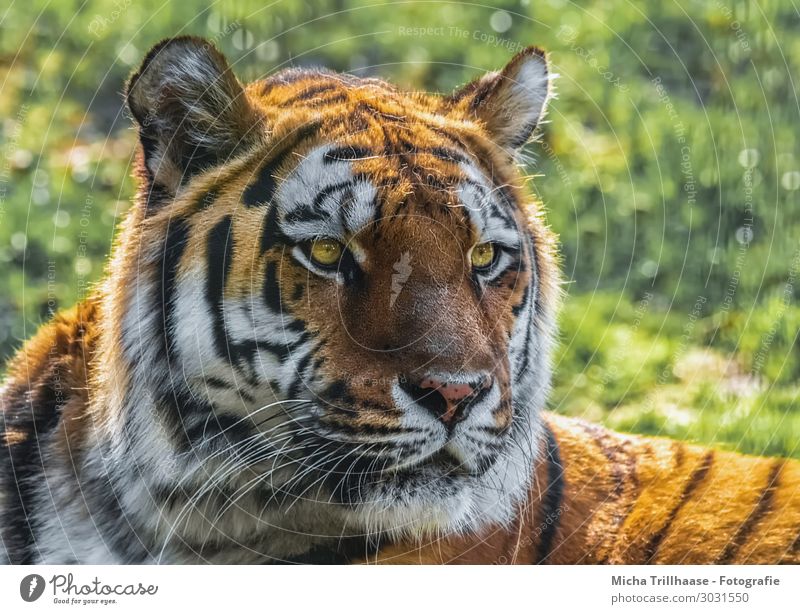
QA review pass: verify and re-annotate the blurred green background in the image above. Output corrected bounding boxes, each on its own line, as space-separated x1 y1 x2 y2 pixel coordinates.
0 0 798 457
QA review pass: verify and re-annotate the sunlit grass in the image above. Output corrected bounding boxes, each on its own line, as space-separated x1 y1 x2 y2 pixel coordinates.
552 293 800 459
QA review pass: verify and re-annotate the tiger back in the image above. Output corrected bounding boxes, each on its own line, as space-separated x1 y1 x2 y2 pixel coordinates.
368 413 800 564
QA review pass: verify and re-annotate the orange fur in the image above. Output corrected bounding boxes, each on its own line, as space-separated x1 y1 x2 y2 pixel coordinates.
367 414 800 564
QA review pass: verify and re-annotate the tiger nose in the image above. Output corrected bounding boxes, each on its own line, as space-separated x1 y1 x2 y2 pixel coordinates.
402 375 491 426
420 376 475 403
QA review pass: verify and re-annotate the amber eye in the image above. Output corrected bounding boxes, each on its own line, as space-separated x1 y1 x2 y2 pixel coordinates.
309 239 343 267
470 242 496 270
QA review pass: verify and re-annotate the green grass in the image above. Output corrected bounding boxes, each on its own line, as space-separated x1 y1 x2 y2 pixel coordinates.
552 292 800 459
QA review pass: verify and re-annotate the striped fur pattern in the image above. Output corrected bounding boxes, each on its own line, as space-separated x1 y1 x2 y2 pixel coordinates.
1 37 797 565
370 413 800 564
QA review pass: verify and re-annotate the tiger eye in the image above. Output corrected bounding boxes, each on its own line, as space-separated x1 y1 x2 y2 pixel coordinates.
470 242 495 269
309 239 343 267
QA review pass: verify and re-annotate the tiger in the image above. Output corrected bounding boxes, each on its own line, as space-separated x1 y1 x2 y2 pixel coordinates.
0 36 798 565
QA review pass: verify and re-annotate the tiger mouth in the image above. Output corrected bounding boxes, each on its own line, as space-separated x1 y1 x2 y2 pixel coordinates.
385 447 495 480
329 448 492 506
414 449 479 476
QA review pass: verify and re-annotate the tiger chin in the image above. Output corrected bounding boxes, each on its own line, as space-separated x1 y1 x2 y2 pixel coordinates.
1 37 798 565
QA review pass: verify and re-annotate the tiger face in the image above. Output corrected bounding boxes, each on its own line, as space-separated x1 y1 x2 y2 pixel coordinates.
121 37 559 540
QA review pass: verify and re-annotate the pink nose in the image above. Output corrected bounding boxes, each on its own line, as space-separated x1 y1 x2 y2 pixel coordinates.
419 377 476 403
415 375 489 425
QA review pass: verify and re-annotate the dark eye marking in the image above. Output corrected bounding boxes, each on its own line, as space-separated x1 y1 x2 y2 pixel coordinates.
486 254 524 288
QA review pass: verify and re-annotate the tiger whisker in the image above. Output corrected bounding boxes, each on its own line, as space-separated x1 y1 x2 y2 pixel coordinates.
280 443 357 512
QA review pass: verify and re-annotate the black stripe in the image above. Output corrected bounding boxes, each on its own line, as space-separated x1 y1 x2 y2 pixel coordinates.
324 146 373 164
312 179 359 210
281 177 368 236
253 331 310 366
284 207 326 225
673 441 686 470
790 529 800 557
0 371 62 563
195 159 262 212
321 380 356 406
317 418 404 438
263 260 282 314
528 232 542 322
207 216 235 358
288 351 314 398
395 140 469 165
534 423 565 564
260 201 284 254
196 188 219 210
716 460 784 564
243 122 321 208
357 101 404 122
283 317 307 333
82 471 151 563
476 180 515 227
580 423 626 499
157 388 212 453
156 218 190 365
492 192 518 228
426 146 468 164
511 246 532 318
204 377 255 404
643 450 715 563
205 376 234 389
243 150 291 208
279 83 339 105
142 181 173 216
579 424 640 565
149 217 193 447
427 126 471 154
154 219 191 437
509 116 540 150
184 412 255 450
303 92 348 106
248 339 290 364
515 239 536 378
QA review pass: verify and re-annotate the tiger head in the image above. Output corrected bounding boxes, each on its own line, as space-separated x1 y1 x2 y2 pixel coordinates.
116 37 559 542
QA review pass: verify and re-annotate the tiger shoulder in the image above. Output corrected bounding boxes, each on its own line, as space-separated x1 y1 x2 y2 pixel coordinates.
369 412 800 564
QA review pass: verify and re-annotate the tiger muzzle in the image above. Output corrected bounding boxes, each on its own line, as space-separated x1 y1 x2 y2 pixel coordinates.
399 374 494 427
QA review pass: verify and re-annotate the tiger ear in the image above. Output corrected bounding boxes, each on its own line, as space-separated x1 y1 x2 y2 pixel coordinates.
126 36 262 195
450 47 551 154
